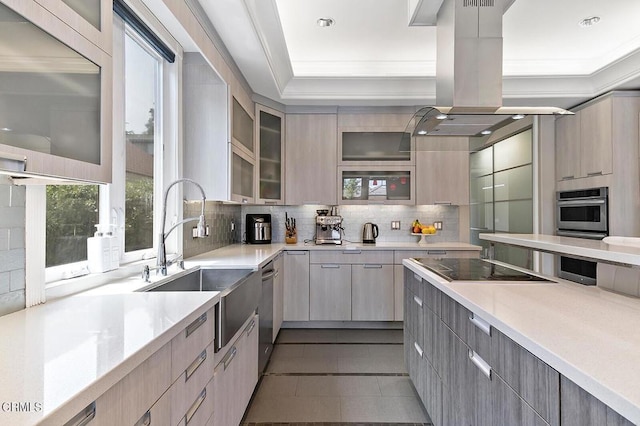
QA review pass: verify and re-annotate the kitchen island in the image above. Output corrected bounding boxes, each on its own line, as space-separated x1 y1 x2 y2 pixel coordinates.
404 257 640 424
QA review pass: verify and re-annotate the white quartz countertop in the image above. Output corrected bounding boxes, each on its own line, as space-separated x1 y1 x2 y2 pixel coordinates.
403 258 640 424
185 241 481 270
480 233 640 266
0 291 219 425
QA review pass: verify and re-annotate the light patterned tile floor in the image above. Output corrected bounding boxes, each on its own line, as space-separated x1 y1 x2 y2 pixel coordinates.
242 329 432 425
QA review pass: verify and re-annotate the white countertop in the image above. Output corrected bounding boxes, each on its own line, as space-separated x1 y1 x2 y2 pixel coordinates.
185 241 481 270
0 291 219 425
403 258 640 424
479 233 640 266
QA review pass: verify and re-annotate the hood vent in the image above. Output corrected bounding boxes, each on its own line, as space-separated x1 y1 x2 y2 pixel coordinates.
408 0 571 137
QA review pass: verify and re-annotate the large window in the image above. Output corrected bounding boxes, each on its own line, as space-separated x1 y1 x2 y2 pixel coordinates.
124 31 159 253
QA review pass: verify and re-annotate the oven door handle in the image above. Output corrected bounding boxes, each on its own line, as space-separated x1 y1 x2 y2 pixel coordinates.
556 230 608 240
557 199 606 206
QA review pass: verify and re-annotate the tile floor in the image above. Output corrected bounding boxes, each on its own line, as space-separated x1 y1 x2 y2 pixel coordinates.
242 329 432 426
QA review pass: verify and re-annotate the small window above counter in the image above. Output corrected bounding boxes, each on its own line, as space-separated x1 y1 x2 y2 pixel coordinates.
339 167 415 205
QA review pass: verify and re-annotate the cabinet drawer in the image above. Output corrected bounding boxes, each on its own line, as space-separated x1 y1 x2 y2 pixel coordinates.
172 307 215 380
311 249 393 264
170 342 216 426
493 373 550 426
91 342 172 426
144 388 171 426
394 250 479 264
176 377 215 426
560 375 633 426
491 329 560 426
441 292 491 362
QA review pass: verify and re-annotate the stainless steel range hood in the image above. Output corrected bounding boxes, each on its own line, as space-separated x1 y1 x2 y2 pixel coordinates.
407 0 572 137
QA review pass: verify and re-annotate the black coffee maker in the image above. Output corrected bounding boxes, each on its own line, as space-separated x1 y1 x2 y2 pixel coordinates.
246 214 272 244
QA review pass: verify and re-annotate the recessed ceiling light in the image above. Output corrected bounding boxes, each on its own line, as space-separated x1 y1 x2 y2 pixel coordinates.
1 128 11 132
481 130 492 135
436 114 448 120
417 130 427 135
512 114 525 120
579 16 601 27
317 18 335 28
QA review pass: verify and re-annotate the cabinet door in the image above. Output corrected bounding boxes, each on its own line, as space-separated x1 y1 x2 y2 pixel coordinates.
416 137 470 205
560 375 633 426
283 251 310 321
394 265 404 321
231 146 255 204
240 317 259 412
310 264 351 320
256 104 284 204
285 114 338 205
580 97 613 177
232 97 255 156
273 254 284 341
555 114 581 181
492 374 550 426
352 264 394 320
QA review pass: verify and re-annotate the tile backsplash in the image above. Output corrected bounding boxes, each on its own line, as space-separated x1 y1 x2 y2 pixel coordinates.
183 201 241 258
241 204 461 244
0 176 26 316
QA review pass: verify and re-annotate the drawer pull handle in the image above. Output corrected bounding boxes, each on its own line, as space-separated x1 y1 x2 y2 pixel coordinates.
244 318 256 335
364 264 383 269
561 175 574 180
413 295 423 307
185 312 207 338
413 273 422 282
434 201 452 205
468 350 492 380
185 350 207 381
64 402 95 426
321 264 340 268
414 341 424 358
587 171 603 176
134 410 151 426
427 250 447 255
343 250 362 254
185 388 207 424
223 346 238 370
287 251 307 256
469 313 491 336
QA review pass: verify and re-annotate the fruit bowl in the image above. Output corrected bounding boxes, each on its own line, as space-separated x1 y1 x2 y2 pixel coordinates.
411 232 436 245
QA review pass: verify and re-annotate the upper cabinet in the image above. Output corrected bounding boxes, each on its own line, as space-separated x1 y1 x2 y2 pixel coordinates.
230 97 255 203
415 137 469 205
232 97 255 157
256 104 284 205
285 114 337 205
0 0 112 183
337 113 414 166
555 92 640 182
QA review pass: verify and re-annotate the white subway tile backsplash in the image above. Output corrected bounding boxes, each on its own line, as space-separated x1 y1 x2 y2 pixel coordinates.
9 185 25 207
0 291 25 317
0 272 9 295
0 185 9 207
0 206 26 228
9 227 24 249
0 229 8 251
0 249 25 273
10 269 25 291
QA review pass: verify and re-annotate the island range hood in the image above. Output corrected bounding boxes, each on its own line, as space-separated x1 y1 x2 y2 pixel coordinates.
407 0 572 137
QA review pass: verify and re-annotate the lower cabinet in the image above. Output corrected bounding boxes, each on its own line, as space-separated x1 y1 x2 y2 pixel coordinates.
273 253 284 341
560 376 634 426
310 264 352 320
352 264 394 320
283 250 310 321
213 314 259 426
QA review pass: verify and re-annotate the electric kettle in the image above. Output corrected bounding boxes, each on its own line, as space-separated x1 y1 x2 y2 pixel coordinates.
362 222 379 244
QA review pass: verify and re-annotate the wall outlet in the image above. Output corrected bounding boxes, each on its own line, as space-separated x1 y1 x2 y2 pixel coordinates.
434 221 443 230
391 220 401 230
192 225 211 238
231 221 235 231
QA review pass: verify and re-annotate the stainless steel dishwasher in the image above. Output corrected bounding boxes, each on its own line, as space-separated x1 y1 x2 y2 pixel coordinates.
258 261 276 374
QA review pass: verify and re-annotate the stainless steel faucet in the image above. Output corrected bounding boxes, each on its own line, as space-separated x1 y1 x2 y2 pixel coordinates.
157 178 207 275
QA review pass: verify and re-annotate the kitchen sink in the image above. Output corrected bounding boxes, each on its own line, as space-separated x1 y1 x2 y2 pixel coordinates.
140 268 260 352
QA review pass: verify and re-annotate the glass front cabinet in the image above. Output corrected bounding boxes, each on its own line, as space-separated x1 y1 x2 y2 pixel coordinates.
255 104 284 204
0 0 112 183
230 96 255 203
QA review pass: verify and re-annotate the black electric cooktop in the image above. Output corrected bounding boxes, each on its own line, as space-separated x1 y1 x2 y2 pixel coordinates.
412 258 553 282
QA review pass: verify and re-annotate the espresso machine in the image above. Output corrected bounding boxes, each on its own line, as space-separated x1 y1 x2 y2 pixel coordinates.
314 209 343 245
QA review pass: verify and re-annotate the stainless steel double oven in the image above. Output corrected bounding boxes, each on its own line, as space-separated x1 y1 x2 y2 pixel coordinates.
556 187 608 285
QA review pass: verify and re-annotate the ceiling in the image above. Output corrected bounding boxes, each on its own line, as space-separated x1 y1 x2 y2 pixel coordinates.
197 0 640 108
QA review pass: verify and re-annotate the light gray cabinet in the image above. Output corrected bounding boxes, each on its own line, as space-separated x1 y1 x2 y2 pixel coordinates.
560 376 634 426
0 0 112 183
415 137 470 205
256 104 284 204
351 264 394 320
309 264 351 320
285 114 337 205
283 251 310 321
273 253 284 341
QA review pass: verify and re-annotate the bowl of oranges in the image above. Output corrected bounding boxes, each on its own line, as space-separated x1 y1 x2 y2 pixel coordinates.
411 220 437 245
